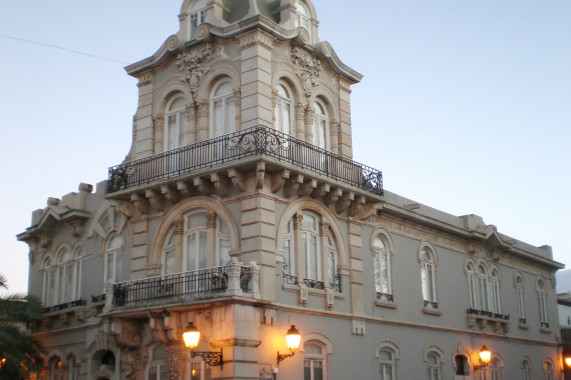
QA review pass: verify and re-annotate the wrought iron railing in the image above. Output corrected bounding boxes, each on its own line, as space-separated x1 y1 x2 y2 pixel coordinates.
376 292 394 302
108 125 383 196
541 321 550 329
44 298 86 313
112 266 253 307
282 263 342 292
91 294 106 303
519 317 527 325
467 308 510 321
424 300 439 309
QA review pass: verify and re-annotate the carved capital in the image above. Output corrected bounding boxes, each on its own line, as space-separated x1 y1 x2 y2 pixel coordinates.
173 219 184 235
292 213 304 230
152 114 165 131
206 212 217 229
319 221 330 236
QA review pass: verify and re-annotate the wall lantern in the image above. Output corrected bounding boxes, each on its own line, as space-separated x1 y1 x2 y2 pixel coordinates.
182 322 223 368
277 325 301 364
565 356 571 368
474 345 492 371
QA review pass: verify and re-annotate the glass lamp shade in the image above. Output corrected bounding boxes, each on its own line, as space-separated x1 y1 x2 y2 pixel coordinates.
285 325 301 354
479 346 491 365
565 356 571 368
183 323 200 350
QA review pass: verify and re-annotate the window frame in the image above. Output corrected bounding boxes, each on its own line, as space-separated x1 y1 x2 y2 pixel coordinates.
55 248 71 305
165 95 189 151
274 83 293 136
104 233 123 286
42 257 53 306
189 0 207 41
376 341 399 380
303 341 327 380
419 244 438 308
521 358 531 380
72 247 84 301
537 278 549 327
515 273 526 323
312 101 328 150
372 230 394 304
210 81 236 138
426 352 442 380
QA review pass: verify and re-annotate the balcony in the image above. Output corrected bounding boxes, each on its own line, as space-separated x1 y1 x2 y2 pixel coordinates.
466 308 510 332
111 261 260 309
108 125 383 197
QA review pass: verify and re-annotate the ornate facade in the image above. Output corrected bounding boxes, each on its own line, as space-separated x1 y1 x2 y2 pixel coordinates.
19 1 563 379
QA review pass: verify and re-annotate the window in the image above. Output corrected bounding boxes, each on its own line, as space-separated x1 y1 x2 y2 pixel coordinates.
42 258 53 306
48 357 64 380
275 84 293 135
189 358 211 380
67 354 79 380
373 235 392 301
301 212 320 281
211 81 236 138
294 1 311 33
72 248 84 300
455 355 469 376
490 269 501 314
426 352 441 380
183 211 231 272
521 358 531 380
490 358 501 380
55 248 71 304
312 101 327 149
148 344 167 380
189 0 207 40
537 279 549 328
543 360 554 380
420 246 437 307
477 264 490 311
378 349 395 380
163 228 176 275
165 96 189 151
515 274 526 324
466 263 477 309
304 342 326 380
283 218 295 276
105 234 123 284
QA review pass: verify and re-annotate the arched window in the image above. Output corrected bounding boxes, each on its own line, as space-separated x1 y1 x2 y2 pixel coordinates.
165 96 189 151
105 234 123 284
427 352 442 380
301 212 320 281
42 258 53 306
543 360 554 380
490 269 501 313
67 354 79 380
466 263 477 309
515 274 526 324
455 355 469 376
48 356 64 380
537 279 549 328
490 358 501 380
420 247 437 308
303 342 327 380
477 264 490 311
162 228 176 275
373 235 392 301
275 84 293 135
295 1 311 33
189 0 207 40
183 211 231 272
312 101 327 149
217 216 231 265
72 248 84 300
378 348 396 380
147 344 167 380
521 358 531 380
211 81 236 138
56 248 71 304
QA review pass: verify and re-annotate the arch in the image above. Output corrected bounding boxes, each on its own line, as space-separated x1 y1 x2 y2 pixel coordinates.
154 83 192 116
150 196 240 267
514 271 526 287
423 345 445 363
300 332 333 354
463 257 477 275
275 198 348 268
375 340 401 360
195 65 241 102
417 241 439 267
520 354 532 369
53 242 73 259
489 264 502 281
272 71 304 104
370 226 395 257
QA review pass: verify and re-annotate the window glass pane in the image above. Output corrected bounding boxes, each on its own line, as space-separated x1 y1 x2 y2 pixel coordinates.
108 234 122 250
304 343 322 355
378 350 392 361
313 361 323 380
188 213 207 229
219 236 231 265
187 233 197 271
374 236 386 250
225 95 236 134
199 231 208 268
309 234 318 279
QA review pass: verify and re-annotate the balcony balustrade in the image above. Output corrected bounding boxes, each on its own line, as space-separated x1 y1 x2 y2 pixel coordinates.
108 125 383 196
111 260 259 308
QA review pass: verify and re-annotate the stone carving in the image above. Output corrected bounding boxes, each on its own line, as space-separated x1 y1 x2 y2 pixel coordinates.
176 44 215 102
145 189 165 212
256 162 266 190
291 48 322 99
121 351 144 380
137 72 153 87
228 168 246 192
271 170 290 193
112 319 142 349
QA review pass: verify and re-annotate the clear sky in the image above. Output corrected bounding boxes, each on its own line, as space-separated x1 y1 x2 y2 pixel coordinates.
0 0 569 294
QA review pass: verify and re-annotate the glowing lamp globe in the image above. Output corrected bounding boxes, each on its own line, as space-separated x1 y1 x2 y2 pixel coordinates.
183 323 200 351
479 346 491 365
285 325 301 354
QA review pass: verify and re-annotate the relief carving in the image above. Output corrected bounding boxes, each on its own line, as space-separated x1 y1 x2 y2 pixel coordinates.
291 48 322 100
176 44 215 102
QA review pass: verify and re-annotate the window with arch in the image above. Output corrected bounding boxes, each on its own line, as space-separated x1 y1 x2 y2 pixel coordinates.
490 269 502 314
543 360 554 380
211 81 236 138
42 257 53 306
283 211 340 290
165 96 189 151
147 344 167 380
378 346 397 380
454 355 469 376
312 101 327 149
104 234 123 285
419 246 437 308
72 248 84 300
373 234 392 302
477 264 490 312
515 274 526 324
521 358 531 380
189 0 207 41
162 228 176 275
183 211 230 272
48 356 64 380
466 262 477 309
55 248 71 304
490 357 501 380
275 83 293 135
537 278 549 328
303 341 327 380
67 354 80 380
426 352 442 380
294 1 311 33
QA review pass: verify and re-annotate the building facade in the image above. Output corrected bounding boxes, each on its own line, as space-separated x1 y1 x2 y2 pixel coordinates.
18 1 564 379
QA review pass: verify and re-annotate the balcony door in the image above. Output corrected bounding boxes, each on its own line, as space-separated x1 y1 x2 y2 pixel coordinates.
165 96 189 175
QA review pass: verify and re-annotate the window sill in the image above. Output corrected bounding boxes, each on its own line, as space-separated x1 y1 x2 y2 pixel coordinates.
375 299 397 309
518 323 529 330
282 283 344 299
540 327 552 334
422 307 442 316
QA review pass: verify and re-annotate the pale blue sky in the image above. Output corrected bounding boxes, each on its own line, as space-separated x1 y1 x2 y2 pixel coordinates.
0 0 569 294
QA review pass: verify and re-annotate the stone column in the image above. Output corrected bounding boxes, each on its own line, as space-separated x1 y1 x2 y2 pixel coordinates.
206 212 217 267
295 103 305 140
197 100 209 141
304 105 314 144
319 221 330 288
153 114 165 154
330 119 339 154
186 103 197 144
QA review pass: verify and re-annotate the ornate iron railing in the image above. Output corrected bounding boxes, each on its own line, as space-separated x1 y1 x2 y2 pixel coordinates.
376 292 394 302
112 265 253 307
541 321 550 328
44 298 86 313
519 317 527 325
91 294 106 303
424 300 439 309
108 125 383 196
283 263 341 292
467 308 510 320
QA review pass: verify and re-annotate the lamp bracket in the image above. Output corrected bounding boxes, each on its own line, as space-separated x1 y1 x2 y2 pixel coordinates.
277 351 295 365
191 349 223 368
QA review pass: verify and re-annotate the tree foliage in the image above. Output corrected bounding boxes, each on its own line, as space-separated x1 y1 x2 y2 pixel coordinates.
0 274 44 379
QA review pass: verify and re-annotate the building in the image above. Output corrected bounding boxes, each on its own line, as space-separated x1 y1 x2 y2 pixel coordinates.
17 1 564 379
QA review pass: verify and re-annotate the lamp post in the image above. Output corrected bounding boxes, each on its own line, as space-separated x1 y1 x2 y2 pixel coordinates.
182 322 223 369
277 325 301 365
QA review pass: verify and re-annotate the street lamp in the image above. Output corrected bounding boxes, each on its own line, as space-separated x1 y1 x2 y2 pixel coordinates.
474 345 492 371
182 323 223 368
277 325 301 365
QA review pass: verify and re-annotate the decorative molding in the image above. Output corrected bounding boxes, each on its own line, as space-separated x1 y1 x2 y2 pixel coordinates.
291 48 322 99
239 32 274 50
298 179 317 197
152 114 165 131
271 170 290 193
335 191 354 214
323 187 342 205
131 193 150 216
145 189 165 212
228 169 246 192
176 44 215 102
210 173 230 196
193 177 212 195
256 162 266 190
161 185 179 203
137 72 153 87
